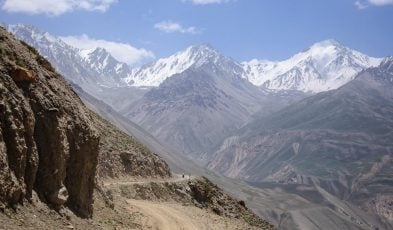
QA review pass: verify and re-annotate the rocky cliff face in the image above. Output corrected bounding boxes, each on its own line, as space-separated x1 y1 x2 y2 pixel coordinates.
0 27 100 217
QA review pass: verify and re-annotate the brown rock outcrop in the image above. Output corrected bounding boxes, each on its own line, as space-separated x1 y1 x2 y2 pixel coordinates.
0 26 99 217
9 64 37 83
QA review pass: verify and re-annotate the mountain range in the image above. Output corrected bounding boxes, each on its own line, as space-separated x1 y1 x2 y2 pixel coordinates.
4 23 393 229
5 24 383 156
4 24 382 94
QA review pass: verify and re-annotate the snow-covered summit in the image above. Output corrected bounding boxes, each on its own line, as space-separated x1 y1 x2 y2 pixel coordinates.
125 44 243 87
80 47 130 78
243 39 382 93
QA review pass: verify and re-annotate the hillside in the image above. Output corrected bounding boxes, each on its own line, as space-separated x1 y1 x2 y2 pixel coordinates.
0 26 274 229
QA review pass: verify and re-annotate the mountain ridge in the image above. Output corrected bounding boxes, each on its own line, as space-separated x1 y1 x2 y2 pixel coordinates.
242 39 382 92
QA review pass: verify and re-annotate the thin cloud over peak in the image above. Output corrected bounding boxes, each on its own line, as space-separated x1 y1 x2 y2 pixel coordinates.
1 0 117 16
154 21 201 34
60 34 154 66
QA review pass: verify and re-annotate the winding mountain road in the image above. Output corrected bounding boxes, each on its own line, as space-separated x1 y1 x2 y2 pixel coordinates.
103 174 193 187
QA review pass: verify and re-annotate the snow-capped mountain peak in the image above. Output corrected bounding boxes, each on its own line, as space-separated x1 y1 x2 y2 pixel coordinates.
186 43 222 66
126 43 241 87
243 40 382 93
79 47 130 78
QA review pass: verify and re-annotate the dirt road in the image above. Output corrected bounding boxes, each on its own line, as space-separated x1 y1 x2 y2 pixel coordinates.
103 174 193 187
126 199 202 230
105 175 260 230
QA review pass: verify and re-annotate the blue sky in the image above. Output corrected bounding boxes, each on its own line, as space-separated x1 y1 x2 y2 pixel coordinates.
1 0 393 66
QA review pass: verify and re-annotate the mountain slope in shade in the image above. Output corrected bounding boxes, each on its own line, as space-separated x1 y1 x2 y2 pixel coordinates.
242 39 382 93
208 57 393 221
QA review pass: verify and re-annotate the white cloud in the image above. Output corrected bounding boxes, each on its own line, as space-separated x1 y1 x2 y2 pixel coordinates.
1 0 117 16
368 0 393 5
60 34 155 66
154 21 201 34
355 0 393 9
182 0 229 5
